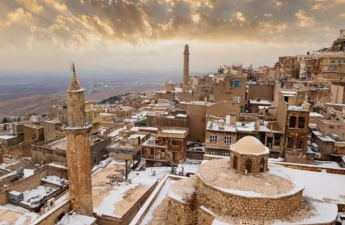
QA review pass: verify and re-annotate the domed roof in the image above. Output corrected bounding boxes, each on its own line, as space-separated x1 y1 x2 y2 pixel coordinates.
230 136 268 154
164 80 175 91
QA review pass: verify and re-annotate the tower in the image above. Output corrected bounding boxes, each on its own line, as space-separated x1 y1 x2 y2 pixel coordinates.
63 64 93 216
183 44 190 92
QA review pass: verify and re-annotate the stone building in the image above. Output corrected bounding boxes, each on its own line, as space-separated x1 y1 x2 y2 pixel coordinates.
62 69 93 216
161 136 337 224
142 127 189 166
277 90 310 157
204 115 237 157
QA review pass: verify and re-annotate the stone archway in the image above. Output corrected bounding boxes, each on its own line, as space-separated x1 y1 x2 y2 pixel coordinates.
233 156 238 170
245 159 252 173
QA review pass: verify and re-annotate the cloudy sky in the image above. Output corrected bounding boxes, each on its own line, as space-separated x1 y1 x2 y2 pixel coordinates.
0 0 344 76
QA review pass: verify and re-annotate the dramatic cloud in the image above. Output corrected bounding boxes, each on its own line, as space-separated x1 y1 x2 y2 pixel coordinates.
0 0 343 73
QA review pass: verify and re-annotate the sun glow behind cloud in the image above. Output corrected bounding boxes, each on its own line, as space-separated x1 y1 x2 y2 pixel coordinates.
0 0 343 74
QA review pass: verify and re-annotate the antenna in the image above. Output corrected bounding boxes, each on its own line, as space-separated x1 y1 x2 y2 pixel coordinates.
70 62 76 74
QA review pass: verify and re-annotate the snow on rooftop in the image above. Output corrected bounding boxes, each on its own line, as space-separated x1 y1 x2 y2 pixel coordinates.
235 122 256 132
310 112 323 117
249 100 271 105
0 135 16 140
176 114 187 118
288 105 307 111
139 177 176 225
57 212 96 225
0 204 38 225
21 185 57 208
108 127 125 137
161 129 187 134
92 161 162 218
207 121 236 132
41 175 68 186
198 159 303 198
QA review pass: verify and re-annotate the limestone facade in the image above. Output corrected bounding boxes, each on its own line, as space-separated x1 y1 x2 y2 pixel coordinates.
183 44 190 92
230 151 269 173
63 72 93 216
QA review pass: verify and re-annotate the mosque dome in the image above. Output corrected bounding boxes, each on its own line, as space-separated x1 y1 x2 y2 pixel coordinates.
164 81 175 91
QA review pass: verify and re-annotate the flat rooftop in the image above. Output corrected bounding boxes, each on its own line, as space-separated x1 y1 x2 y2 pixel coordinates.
92 160 159 218
0 205 38 225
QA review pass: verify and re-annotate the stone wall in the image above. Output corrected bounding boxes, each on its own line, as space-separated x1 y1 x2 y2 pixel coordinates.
2 140 35 159
197 207 215 225
231 151 269 173
32 200 71 225
167 198 197 225
197 177 303 219
275 162 345 175
0 165 68 205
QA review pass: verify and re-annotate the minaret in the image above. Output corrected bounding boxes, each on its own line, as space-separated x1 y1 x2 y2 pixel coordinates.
183 44 190 92
63 64 93 216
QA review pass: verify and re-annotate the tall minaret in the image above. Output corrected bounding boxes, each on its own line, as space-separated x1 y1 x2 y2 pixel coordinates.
63 64 93 216
183 44 190 92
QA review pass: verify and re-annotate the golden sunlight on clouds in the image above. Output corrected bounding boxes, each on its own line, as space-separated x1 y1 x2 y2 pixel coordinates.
0 0 343 72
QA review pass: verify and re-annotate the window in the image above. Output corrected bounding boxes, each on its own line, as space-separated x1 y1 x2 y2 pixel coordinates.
210 135 218 143
172 140 179 146
234 81 241 88
210 152 217 155
298 117 305 128
245 159 252 173
233 156 238 169
329 125 334 129
223 153 230 157
224 136 231 144
233 95 241 103
297 138 303 149
287 137 293 149
274 134 281 146
289 116 296 128
331 60 336 63
209 94 214 101
150 148 154 156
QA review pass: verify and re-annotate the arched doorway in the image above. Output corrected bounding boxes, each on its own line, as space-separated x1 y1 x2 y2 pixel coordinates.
245 159 252 173
233 156 238 170
260 158 265 172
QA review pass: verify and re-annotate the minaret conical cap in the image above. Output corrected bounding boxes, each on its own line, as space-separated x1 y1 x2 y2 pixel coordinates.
68 73 82 91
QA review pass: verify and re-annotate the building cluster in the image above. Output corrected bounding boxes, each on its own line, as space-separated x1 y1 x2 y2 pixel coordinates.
0 30 344 224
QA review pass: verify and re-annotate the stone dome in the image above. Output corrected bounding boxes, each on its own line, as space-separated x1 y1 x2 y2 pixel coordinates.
230 136 268 154
164 81 175 91
230 136 270 173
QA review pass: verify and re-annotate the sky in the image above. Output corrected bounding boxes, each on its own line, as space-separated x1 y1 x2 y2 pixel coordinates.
0 0 344 76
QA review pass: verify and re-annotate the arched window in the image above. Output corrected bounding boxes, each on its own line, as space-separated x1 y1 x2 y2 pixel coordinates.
233 156 238 170
260 158 265 172
245 159 252 173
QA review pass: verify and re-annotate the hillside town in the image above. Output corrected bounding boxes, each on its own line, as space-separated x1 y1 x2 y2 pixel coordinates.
0 30 344 225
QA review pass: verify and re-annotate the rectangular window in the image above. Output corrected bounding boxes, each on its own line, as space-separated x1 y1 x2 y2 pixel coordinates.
210 152 217 155
234 81 241 87
287 137 293 149
329 125 334 129
331 60 336 63
150 148 154 156
224 136 231 144
223 153 230 157
289 116 296 128
172 140 180 146
298 117 305 128
233 95 241 103
274 134 281 146
210 135 218 143
297 138 303 149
